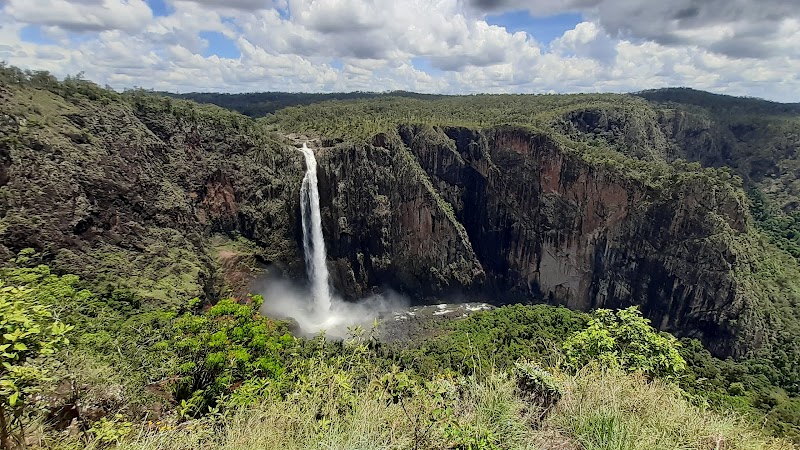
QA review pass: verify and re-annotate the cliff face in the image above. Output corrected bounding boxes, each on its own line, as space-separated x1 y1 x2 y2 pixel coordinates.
0 84 302 303
312 125 749 355
555 98 800 209
314 138 484 300
0 80 784 358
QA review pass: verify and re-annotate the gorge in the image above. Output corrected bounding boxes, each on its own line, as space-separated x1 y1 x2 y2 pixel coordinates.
3 69 800 446
2 75 799 363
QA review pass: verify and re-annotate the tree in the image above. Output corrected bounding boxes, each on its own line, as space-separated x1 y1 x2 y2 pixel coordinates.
563 307 686 380
168 297 295 417
0 281 73 449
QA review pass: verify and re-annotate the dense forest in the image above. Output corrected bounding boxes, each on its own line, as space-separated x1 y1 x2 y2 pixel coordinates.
1 64 800 449
169 91 446 117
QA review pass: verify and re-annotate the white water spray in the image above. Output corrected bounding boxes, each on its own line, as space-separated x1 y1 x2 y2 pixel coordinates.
258 143 419 337
299 142 332 313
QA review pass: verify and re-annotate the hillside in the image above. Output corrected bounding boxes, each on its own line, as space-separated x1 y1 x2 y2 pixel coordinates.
168 91 446 117
1 67 800 447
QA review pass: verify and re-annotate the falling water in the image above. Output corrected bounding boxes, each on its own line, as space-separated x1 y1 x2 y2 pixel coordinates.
299 142 332 313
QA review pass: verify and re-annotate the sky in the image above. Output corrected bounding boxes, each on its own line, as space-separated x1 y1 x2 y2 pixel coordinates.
1 0 799 101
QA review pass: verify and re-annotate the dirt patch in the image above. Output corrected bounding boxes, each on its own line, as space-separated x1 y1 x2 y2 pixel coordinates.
533 429 580 450
215 244 261 300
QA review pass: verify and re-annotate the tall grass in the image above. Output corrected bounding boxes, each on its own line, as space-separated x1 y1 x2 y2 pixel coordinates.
50 366 791 450
108 371 533 450
546 368 794 450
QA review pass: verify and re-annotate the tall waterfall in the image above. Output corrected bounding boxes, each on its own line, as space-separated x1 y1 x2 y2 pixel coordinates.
299 143 332 313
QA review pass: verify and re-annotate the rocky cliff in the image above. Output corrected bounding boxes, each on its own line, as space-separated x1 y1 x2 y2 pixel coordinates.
311 125 752 356
2 75 798 361
0 82 303 303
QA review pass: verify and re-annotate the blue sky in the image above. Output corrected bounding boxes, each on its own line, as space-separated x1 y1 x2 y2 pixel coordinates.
200 31 240 59
148 0 171 17
19 25 56 46
486 11 584 47
2 0 799 101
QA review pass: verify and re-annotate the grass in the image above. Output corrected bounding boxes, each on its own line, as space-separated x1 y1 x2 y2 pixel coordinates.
44 366 791 450
102 374 537 450
547 368 793 450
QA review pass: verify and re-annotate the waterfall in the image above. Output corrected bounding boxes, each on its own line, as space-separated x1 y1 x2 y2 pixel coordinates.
299 142 332 313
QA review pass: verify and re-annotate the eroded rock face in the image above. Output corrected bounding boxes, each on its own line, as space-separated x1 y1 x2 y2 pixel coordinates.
0 87 302 303
315 141 484 300
0 82 755 356
314 126 749 356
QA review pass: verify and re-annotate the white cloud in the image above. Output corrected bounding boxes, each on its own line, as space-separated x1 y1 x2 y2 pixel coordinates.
0 0 798 101
174 0 272 10
6 0 152 32
467 0 800 60
551 21 616 64
144 2 234 53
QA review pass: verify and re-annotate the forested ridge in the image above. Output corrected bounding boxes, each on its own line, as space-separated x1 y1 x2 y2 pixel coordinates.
1 64 799 448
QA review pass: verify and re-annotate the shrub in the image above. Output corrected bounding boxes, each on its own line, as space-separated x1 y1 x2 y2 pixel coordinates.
563 307 686 379
87 414 134 447
168 297 296 416
514 361 563 421
0 278 73 448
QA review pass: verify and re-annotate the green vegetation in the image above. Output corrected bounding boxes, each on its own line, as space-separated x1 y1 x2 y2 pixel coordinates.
2 65 800 448
264 94 654 143
169 91 445 117
399 305 588 376
0 261 793 449
397 305 800 443
168 298 295 417
679 338 800 442
562 307 686 379
111 367 791 450
749 190 800 261
0 273 72 448
551 368 789 450
636 87 800 116
0 64 300 307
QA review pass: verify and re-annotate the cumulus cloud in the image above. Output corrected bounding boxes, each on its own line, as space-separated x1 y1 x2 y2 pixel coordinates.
0 0 798 101
144 2 234 53
466 0 800 60
550 21 616 64
5 0 152 32
174 0 272 9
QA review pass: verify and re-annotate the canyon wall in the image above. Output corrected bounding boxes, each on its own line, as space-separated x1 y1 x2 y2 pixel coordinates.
317 125 749 355
0 83 768 357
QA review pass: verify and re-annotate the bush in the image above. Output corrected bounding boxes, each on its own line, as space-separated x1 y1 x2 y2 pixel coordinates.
0 277 73 448
168 297 296 416
514 361 563 421
87 414 134 447
563 307 686 379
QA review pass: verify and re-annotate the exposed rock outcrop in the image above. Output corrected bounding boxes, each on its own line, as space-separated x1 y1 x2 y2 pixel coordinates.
0 81 789 359
311 125 749 355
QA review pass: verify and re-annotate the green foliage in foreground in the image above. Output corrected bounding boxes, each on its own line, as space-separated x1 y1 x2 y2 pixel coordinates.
68 357 792 450
0 278 72 448
0 260 794 448
401 305 799 444
168 298 295 417
679 338 800 442
0 261 178 412
563 307 686 380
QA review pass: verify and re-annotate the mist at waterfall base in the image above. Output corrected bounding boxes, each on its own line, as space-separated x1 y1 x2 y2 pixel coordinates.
257 276 409 338
258 143 409 338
